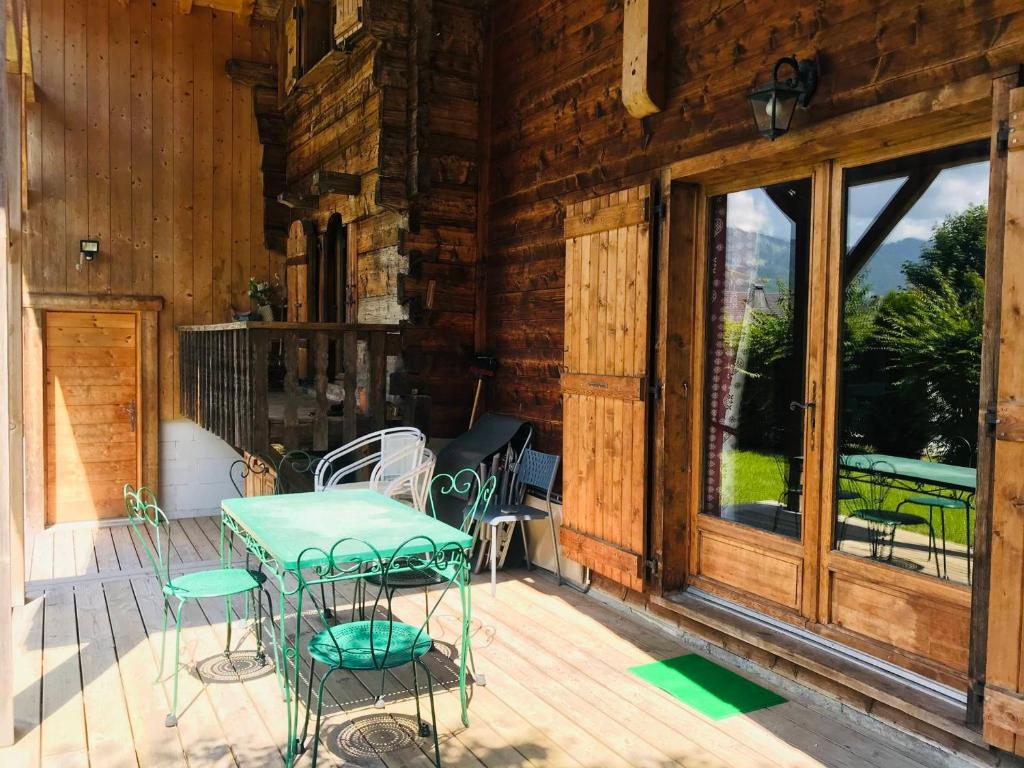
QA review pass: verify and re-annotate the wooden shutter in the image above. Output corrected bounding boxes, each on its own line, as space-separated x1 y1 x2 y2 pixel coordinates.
333 0 362 45
560 183 654 592
983 84 1024 753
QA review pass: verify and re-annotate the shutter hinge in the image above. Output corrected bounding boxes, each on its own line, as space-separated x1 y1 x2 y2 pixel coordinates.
645 557 660 577
648 379 663 401
292 5 302 19
986 404 999 436
644 195 667 224
997 122 1011 156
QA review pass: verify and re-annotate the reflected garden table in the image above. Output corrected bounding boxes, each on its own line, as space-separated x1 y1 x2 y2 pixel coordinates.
220 489 474 767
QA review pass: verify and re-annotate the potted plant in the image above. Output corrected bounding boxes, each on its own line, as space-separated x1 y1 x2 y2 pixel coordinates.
248 276 282 321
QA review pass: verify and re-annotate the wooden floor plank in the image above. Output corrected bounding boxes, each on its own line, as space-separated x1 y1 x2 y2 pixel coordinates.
111 524 143 571
168 518 202 564
52 528 78 580
94 527 121 572
0 597 45 767
39 588 89 766
29 529 54 582
104 578 191 767
131 576 239 767
72 528 99 575
75 580 140 768
179 517 221 562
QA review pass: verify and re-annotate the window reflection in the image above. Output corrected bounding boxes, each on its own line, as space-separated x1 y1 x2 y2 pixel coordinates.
834 141 987 586
702 179 812 540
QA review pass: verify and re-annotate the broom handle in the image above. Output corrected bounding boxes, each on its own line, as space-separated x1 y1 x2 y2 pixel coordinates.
468 378 483 429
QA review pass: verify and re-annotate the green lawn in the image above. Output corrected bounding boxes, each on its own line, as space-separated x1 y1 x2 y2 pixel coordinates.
715 449 971 546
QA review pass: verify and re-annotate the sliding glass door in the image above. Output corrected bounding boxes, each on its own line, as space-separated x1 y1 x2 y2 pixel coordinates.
688 137 992 688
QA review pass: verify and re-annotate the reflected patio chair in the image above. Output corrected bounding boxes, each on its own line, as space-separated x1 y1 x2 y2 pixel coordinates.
833 457 863 552
840 460 939 573
123 484 268 728
771 453 802 534
895 437 973 581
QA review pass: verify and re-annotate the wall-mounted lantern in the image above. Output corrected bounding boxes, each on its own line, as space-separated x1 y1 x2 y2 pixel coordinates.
747 56 818 140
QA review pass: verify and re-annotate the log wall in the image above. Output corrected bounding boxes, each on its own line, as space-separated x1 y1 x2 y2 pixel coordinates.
23 0 282 421
280 0 483 436
481 0 1024 453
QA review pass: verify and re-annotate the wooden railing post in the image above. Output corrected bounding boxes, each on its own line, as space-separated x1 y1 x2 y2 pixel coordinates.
313 332 330 450
283 330 299 450
252 330 270 456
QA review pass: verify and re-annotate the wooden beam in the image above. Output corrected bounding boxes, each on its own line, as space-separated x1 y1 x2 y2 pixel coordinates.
309 170 360 196
621 0 666 119
844 169 939 282
224 58 276 88
24 292 164 311
276 190 319 209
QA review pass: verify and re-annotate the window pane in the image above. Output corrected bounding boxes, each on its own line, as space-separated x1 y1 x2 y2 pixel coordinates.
702 179 812 540
835 141 988 586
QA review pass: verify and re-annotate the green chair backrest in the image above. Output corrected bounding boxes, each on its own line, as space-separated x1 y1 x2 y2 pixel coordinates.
425 468 497 533
123 483 172 590
294 535 468 670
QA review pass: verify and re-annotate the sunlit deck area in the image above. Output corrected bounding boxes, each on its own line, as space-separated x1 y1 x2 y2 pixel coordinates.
3 517 971 768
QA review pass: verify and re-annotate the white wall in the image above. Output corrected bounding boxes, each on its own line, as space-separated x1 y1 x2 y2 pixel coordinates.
159 420 241 518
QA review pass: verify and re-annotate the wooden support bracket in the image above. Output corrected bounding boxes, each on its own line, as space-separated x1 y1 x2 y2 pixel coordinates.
310 170 361 196
277 191 320 210
225 59 277 89
622 0 667 119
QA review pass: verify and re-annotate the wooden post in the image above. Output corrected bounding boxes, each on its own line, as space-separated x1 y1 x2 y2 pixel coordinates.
621 0 667 119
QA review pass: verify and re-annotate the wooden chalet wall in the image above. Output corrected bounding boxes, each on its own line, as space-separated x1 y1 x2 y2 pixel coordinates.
481 0 1024 453
278 0 482 436
23 0 282 420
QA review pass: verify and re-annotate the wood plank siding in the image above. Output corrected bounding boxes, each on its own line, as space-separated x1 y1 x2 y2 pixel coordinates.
481 0 1024 454
23 0 281 421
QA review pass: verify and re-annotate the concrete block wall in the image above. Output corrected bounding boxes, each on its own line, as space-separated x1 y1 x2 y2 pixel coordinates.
159 420 241 518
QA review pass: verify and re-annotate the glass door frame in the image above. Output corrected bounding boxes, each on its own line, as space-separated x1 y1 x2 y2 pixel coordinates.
685 162 830 625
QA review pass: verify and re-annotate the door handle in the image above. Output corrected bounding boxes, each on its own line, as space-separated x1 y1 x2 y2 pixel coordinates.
791 382 818 449
122 400 137 433
789 400 816 412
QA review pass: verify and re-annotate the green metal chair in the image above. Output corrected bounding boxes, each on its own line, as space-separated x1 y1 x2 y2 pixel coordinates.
358 468 496 706
123 484 269 727
295 535 469 767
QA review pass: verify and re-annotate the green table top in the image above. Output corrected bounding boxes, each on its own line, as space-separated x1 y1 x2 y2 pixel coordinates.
221 490 473 571
841 453 976 491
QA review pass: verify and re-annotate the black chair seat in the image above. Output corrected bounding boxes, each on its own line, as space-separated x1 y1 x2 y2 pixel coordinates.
852 507 927 527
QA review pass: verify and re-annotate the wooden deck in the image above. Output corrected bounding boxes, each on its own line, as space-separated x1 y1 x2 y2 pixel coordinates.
5 517 971 768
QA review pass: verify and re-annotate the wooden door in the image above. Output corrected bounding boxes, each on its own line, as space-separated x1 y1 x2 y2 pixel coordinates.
45 311 140 523
286 219 315 323
560 183 654 592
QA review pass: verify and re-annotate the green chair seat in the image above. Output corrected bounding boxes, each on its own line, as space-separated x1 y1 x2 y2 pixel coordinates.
904 495 967 509
308 620 432 669
852 507 925 527
165 567 261 599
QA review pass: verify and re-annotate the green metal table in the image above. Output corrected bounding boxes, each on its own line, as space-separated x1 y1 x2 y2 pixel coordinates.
220 489 475 767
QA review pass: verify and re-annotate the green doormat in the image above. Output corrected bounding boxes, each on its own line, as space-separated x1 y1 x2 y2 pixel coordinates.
629 654 785 720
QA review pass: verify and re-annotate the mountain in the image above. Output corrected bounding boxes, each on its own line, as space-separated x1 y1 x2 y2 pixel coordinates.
859 238 927 295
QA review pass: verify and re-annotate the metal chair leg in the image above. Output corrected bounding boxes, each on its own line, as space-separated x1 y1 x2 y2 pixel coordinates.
490 523 499 596
520 520 532 570
157 599 170 682
223 595 233 658
166 603 185 727
546 505 563 585
299 658 317 752
254 588 267 666
309 669 330 767
421 659 441 767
